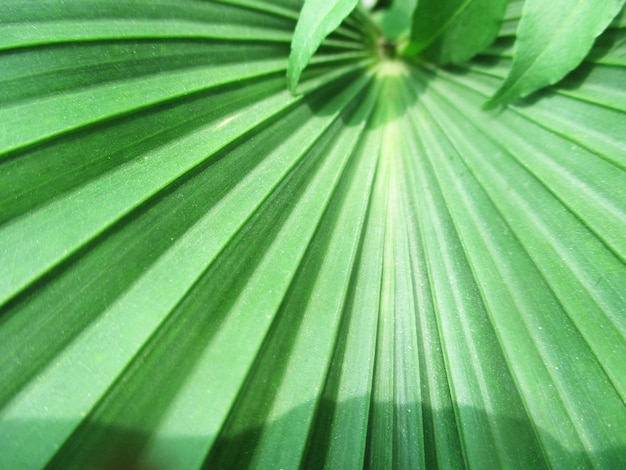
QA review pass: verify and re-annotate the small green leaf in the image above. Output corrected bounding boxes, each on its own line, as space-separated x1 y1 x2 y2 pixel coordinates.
287 0 360 94
406 0 507 63
486 0 625 107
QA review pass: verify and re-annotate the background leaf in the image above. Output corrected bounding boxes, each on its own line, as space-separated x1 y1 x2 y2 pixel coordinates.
406 0 507 63
287 0 363 93
373 0 417 41
1 0 625 468
486 0 625 107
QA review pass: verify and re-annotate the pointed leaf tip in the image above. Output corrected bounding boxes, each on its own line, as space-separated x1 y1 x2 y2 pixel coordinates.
487 0 625 106
287 0 360 94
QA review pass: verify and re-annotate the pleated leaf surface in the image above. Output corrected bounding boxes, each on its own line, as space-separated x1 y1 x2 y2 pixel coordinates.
0 0 625 468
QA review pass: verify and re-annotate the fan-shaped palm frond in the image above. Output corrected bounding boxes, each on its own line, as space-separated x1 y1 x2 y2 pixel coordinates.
1 0 625 468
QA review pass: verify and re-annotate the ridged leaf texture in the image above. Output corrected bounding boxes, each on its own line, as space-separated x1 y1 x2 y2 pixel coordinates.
1 0 625 468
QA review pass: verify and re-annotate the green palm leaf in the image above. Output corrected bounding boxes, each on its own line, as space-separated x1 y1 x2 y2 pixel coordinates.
1 0 625 468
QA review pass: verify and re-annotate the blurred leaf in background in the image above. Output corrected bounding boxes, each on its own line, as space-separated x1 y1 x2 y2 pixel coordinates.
406 0 508 63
